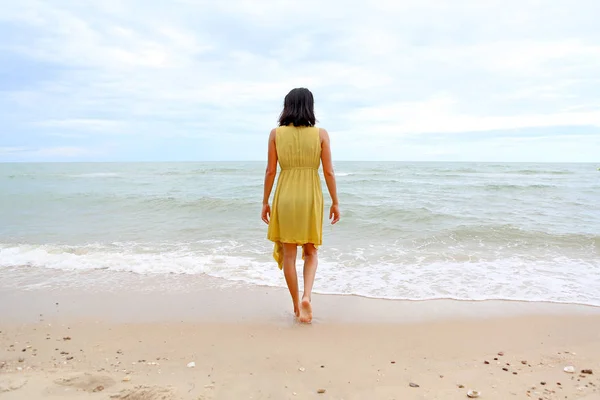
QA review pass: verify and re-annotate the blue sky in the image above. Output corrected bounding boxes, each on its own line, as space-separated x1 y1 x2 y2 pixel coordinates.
1 0 599 162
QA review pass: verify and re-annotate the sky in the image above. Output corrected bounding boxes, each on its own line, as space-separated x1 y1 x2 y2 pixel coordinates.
1 0 599 162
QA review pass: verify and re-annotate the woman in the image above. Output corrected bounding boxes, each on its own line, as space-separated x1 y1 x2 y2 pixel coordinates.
261 87 340 324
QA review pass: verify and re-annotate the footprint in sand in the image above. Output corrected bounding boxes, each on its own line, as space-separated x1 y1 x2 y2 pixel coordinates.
53 372 116 393
0 378 28 393
109 385 176 400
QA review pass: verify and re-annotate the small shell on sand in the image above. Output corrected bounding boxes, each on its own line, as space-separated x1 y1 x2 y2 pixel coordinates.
186 362 195 368
564 366 575 373
467 389 481 398
122 376 131 382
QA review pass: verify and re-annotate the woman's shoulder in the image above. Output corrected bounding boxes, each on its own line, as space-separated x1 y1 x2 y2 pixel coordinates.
317 127 329 140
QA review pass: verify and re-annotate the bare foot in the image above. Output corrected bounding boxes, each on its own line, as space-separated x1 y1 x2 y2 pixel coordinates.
294 304 300 319
299 298 312 323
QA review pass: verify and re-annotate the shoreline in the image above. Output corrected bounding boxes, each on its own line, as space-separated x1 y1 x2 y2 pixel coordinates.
1 266 599 325
2 271 600 325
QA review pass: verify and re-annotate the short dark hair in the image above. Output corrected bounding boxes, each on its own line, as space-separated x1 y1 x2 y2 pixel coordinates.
278 88 316 127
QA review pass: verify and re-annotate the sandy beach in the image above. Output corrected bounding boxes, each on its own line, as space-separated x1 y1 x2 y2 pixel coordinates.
1 272 599 400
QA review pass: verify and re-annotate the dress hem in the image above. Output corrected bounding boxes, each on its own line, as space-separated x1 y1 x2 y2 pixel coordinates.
267 237 322 270
267 237 322 246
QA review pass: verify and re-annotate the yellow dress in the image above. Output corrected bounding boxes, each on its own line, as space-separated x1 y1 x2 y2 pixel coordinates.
267 125 324 269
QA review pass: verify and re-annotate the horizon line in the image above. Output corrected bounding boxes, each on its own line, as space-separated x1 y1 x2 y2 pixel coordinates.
1 160 598 164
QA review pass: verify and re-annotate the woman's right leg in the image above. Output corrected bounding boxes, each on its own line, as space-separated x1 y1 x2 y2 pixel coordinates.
299 243 318 323
282 243 299 317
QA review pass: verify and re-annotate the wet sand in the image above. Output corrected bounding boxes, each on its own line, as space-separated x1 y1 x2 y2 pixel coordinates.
1 272 600 399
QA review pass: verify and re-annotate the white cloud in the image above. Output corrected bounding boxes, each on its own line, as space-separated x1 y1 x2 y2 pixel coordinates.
34 119 124 132
1 0 600 161
30 146 92 157
0 146 94 160
348 94 600 136
0 147 29 155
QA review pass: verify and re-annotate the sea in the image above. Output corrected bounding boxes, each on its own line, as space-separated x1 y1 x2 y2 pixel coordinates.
1 162 599 306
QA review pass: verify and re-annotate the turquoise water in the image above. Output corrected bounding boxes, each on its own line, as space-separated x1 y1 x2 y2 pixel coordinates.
1 162 599 305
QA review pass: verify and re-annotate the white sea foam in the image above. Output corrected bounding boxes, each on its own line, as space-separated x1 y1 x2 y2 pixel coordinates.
1 243 598 306
69 172 120 178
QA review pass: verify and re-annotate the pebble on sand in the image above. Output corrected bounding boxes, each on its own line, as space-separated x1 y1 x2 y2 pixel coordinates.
467 389 481 398
409 382 420 388
564 366 575 373
186 362 195 368
581 369 593 375
317 388 326 394
498 351 504 356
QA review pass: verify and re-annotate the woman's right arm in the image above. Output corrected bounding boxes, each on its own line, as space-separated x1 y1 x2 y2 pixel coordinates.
320 128 340 224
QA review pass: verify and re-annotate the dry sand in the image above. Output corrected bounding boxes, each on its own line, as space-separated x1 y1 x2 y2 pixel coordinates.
1 316 599 399
1 275 600 399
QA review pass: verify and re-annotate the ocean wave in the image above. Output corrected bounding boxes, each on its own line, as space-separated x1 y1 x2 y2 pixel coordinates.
432 168 480 174
191 167 247 174
139 195 257 212
358 206 462 223
480 183 555 191
5 172 122 180
154 167 247 176
69 173 121 178
1 243 599 306
507 169 574 175
426 224 600 247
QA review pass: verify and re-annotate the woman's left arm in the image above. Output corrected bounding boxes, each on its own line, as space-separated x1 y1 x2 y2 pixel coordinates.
261 129 278 223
